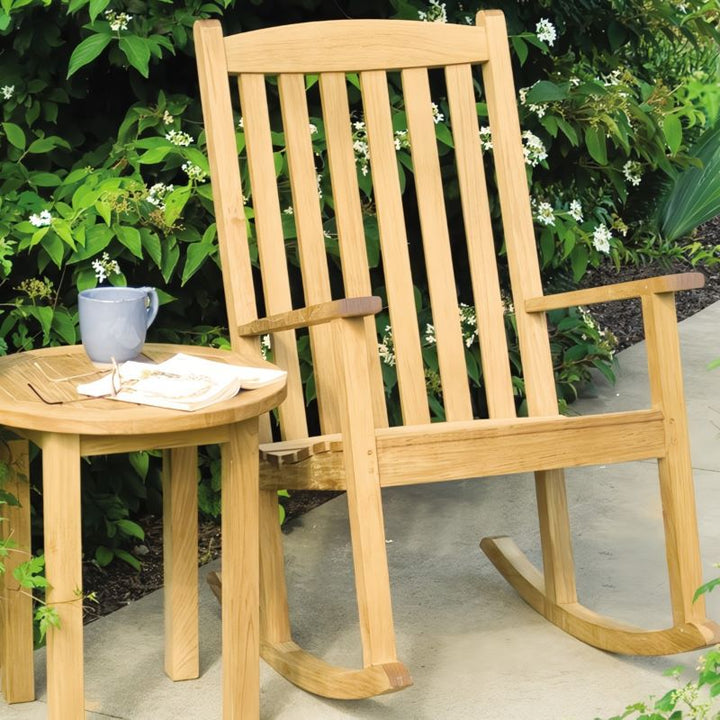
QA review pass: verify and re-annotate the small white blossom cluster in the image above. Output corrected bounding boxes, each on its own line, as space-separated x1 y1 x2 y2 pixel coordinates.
308 123 318 135
519 86 546 118
352 120 370 176
622 160 642 186
578 306 615 355
418 0 447 23
165 129 193 147
162 111 174 125
601 69 623 87
260 334 271 360
146 182 174 209
283 206 294 215
378 325 396 366
431 103 444 124
394 129 410 150
569 199 583 222
534 201 555 226
479 126 493 151
29 209 52 227
105 10 132 32
592 224 612 253
423 304 479 350
182 161 208 182
1 85 14 100
91 252 121 284
535 18 557 47
522 130 547 167
237 117 244 129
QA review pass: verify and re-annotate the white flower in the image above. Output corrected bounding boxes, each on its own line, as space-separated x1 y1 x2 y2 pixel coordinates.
308 123 318 135
535 201 555 226
424 323 437 345
519 87 528 104
522 130 547 167
622 160 643 187
105 10 132 32
162 111 174 125
378 325 396 366
146 182 174 209
459 303 478 347
29 209 52 227
352 118 370 176
237 117 244 129
431 102 444 124
535 18 557 47
592 224 612 254
418 0 447 23
569 200 584 222
182 161 208 182
394 129 410 150
260 334 271 360
283 206 294 215
1 85 14 100
479 126 493 151
165 129 192 147
91 252 121 284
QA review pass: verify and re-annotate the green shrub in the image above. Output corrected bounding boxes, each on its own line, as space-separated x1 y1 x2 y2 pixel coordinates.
0 0 717 577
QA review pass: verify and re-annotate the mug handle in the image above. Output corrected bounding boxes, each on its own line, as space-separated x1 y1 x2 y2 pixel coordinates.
140 287 159 328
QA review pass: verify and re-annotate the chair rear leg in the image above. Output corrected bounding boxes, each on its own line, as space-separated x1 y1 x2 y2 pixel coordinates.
0 439 35 704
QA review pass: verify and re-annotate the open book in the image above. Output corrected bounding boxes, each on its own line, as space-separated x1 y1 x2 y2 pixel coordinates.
76 353 286 412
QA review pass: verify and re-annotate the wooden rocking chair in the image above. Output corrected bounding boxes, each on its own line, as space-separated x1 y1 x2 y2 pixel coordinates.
194 11 720 701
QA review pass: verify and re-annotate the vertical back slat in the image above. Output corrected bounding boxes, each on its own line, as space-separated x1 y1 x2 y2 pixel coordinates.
402 67 473 422
319 71 389 428
194 22 257 358
478 12 557 417
239 73 308 440
445 63 516 419
361 69 430 426
278 73 340 433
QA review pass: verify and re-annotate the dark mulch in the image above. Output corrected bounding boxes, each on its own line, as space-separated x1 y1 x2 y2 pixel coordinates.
82 220 720 625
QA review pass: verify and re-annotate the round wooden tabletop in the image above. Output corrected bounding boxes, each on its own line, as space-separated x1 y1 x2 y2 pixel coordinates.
0 344 287 436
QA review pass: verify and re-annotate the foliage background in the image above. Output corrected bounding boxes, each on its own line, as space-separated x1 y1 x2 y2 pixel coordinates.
0 0 718 579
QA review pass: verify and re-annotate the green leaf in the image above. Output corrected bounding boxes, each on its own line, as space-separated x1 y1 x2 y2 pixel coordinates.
662 113 683 155
181 241 214 285
2 122 26 150
30 172 62 187
137 146 173 164
526 81 568 104
570 245 589 281
584 126 607 165
140 228 162 268
555 117 579 146
88 0 111 22
511 36 528 65
95 545 114 567
114 548 141 571
115 519 145 541
119 36 151 78
115 225 143 258
41 232 65 267
51 310 77 345
128 451 149 480
67 33 112 78
164 185 191 225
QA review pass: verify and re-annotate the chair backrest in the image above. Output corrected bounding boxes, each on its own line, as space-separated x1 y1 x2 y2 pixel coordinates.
194 11 559 443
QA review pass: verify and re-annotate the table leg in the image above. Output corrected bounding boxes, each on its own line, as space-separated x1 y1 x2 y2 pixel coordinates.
42 433 84 720
0 439 35 703
163 447 199 680
221 419 259 720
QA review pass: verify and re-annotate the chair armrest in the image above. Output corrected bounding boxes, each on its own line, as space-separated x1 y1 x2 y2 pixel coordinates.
525 272 705 313
237 296 382 337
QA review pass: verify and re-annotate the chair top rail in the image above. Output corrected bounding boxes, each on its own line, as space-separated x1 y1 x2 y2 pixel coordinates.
223 19 489 75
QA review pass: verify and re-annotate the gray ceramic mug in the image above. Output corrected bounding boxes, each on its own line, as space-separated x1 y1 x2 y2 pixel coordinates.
78 286 159 365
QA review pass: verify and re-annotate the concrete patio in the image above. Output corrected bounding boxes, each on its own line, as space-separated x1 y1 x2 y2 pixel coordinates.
2 299 719 720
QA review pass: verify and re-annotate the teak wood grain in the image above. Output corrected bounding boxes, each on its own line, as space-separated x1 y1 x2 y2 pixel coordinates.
0 344 286 718
193 9 718 710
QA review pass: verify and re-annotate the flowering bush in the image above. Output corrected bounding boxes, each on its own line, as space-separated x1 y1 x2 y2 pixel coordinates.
0 0 717 587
